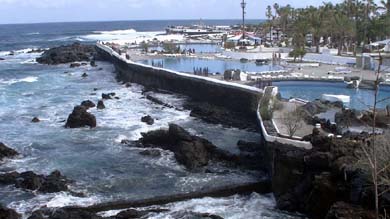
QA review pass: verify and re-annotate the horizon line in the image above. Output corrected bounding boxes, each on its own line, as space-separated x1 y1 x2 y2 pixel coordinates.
0 18 266 26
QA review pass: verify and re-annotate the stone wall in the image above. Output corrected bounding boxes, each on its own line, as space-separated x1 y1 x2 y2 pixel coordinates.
96 43 262 115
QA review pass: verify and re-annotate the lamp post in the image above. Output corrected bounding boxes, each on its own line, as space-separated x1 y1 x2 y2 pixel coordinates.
241 0 246 43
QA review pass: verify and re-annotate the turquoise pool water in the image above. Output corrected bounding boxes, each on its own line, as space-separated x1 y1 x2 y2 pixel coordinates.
274 81 390 110
139 57 283 74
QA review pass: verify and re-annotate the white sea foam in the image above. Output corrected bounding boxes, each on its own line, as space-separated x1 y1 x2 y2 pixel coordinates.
8 192 100 217
25 32 40 35
100 193 303 219
0 76 38 85
93 29 137 35
82 28 182 45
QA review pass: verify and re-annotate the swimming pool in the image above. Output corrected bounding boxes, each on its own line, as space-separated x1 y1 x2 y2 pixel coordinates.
139 57 283 74
274 81 390 110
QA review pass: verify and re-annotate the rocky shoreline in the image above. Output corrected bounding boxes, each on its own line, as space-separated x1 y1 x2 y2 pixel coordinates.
2 43 388 219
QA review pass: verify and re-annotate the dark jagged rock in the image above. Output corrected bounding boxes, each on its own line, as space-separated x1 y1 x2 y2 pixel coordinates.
36 43 97 65
114 209 149 219
139 149 161 157
65 106 96 128
141 115 154 125
70 63 81 68
81 100 96 109
0 142 18 161
27 49 46 54
0 58 5 61
0 204 20 219
184 101 258 131
138 124 236 170
102 93 116 100
31 117 40 123
97 100 106 109
146 95 174 108
125 82 132 88
0 170 70 193
171 211 224 219
90 60 97 67
29 208 101 219
325 202 375 219
82 73 88 78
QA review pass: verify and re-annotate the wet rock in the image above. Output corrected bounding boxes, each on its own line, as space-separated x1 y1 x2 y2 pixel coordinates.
81 63 88 66
81 73 88 78
138 124 235 170
36 43 97 65
29 208 102 219
0 58 5 61
31 117 40 123
141 115 154 125
97 100 106 110
81 100 96 109
0 142 18 161
115 209 148 219
171 211 224 219
0 170 70 193
70 63 81 68
139 149 161 157
184 101 258 131
65 106 96 128
102 93 115 100
90 60 97 67
0 204 20 219
146 95 173 108
325 202 375 219
120 139 131 145
125 82 132 88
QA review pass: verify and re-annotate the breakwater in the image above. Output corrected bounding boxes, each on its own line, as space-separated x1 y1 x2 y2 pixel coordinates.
96 43 262 116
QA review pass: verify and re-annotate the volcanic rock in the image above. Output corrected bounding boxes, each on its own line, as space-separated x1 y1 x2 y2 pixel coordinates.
138 124 236 170
97 100 105 109
0 170 70 193
0 204 20 219
36 43 97 65
81 73 88 78
65 106 96 128
141 115 154 125
0 142 18 161
70 63 81 68
31 117 40 123
80 100 96 109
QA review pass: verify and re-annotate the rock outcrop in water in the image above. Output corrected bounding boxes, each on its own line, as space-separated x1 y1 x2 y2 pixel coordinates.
0 142 18 161
97 100 105 109
0 204 20 219
36 43 97 65
81 100 96 109
65 106 96 128
141 115 154 125
0 170 70 193
137 124 236 170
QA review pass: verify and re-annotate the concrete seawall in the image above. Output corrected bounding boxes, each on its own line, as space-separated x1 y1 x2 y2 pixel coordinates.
96 43 262 115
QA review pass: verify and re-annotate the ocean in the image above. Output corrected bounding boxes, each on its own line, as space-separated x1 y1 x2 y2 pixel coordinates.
0 20 303 218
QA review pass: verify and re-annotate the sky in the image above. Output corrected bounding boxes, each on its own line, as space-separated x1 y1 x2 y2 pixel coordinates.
0 0 345 24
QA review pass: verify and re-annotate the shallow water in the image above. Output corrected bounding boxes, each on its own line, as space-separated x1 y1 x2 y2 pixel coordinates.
0 50 284 218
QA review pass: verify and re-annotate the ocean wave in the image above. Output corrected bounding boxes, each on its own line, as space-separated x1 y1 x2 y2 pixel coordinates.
8 192 100 216
25 32 40 35
93 29 137 35
0 76 38 85
0 48 41 57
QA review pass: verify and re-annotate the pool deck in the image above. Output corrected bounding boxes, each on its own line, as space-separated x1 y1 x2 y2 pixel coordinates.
124 49 390 85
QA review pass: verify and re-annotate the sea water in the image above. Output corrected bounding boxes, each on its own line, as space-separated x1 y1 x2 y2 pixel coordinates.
0 21 302 218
